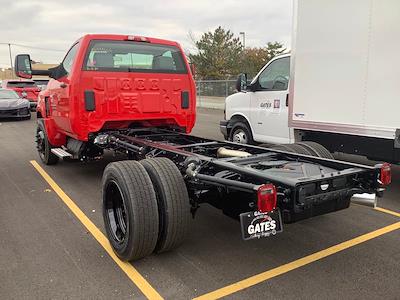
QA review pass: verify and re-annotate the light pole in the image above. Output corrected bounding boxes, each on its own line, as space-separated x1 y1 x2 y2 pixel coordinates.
8 43 15 78
239 32 246 49
8 43 13 70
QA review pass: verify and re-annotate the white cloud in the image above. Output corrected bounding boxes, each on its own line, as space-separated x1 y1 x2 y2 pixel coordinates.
0 0 292 68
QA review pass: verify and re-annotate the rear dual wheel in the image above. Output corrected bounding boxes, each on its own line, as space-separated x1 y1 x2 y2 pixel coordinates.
103 161 159 261
102 158 191 261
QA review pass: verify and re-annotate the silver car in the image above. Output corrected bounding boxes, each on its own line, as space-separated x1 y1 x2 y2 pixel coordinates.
0 88 31 119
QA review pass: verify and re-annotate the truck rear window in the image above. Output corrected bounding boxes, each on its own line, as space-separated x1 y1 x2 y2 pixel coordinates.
83 40 187 74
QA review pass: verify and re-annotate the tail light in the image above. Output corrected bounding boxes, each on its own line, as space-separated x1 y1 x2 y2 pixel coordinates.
380 163 391 186
257 184 277 213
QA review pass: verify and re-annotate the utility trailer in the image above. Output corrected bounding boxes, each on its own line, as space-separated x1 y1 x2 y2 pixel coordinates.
14 34 391 261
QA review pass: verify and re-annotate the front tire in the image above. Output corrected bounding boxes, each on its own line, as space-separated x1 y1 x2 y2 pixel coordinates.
102 161 159 261
35 121 58 165
229 122 254 144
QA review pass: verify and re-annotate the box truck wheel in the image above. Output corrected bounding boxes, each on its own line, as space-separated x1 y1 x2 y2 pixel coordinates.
268 144 296 153
102 161 159 261
297 142 334 159
229 122 254 144
35 121 59 165
263 143 314 156
285 143 314 155
140 158 191 253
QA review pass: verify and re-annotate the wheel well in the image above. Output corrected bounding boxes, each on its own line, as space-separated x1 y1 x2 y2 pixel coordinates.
229 115 253 133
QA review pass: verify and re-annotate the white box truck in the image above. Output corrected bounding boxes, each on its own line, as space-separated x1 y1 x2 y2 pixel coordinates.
220 0 400 163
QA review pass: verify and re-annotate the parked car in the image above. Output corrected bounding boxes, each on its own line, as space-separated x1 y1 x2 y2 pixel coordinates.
0 88 31 119
1 79 40 111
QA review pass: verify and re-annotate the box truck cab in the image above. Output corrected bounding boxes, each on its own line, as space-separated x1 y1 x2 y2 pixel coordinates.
220 53 291 145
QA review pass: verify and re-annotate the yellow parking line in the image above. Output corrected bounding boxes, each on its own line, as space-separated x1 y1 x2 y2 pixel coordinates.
30 160 163 300
375 207 400 218
194 221 400 300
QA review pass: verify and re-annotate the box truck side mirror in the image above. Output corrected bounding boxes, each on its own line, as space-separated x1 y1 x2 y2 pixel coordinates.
236 73 247 92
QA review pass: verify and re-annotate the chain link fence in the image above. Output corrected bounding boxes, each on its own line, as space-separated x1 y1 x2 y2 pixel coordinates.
196 80 236 109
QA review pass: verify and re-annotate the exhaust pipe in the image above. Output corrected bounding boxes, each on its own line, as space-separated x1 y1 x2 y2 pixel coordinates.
217 147 251 158
351 193 377 208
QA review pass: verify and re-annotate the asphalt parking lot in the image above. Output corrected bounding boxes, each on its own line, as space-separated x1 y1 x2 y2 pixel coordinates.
1 108 399 300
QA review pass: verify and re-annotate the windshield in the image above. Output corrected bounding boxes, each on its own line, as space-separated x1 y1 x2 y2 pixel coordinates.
83 40 187 74
0 90 20 99
6 81 37 88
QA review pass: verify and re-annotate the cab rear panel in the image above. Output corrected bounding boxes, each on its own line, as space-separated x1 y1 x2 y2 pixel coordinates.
38 34 196 145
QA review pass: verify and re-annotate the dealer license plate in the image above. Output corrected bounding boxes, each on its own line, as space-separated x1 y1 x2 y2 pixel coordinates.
240 209 283 240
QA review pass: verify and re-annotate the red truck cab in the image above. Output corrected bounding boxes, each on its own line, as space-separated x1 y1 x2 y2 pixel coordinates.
1 79 41 110
15 34 196 162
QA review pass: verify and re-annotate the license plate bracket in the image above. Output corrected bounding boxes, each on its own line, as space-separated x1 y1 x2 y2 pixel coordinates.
240 209 283 240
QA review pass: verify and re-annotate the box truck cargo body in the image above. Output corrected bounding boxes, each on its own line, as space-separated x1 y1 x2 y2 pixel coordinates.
289 0 400 162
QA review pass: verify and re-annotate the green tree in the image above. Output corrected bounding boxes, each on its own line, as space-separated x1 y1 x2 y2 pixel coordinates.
265 41 286 62
188 26 243 79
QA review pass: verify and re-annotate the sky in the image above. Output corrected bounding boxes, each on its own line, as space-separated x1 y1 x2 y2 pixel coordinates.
0 0 292 69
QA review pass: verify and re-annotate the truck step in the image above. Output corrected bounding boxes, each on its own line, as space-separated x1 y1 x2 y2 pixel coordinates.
51 148 73 159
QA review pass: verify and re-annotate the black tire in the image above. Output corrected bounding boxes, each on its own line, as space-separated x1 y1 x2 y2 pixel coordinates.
297 141 334 159
35 121 58 165
140 158 191 253
285 143 314 155
229 122 254 145
258 143 274 148
102 161 159 261
269 144 295 152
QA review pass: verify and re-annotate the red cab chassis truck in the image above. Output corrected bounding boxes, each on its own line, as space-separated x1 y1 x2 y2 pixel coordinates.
15 34 391 261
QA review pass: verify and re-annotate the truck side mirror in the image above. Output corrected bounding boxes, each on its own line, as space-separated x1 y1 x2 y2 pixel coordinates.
15 54 32 79
236 73 247 92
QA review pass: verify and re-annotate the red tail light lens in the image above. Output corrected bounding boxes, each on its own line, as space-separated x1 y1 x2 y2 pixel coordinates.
126 35 149 42
257 184 277 213
380 163 391 186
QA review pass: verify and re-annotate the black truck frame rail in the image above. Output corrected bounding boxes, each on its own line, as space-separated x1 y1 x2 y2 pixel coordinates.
93 127 384 223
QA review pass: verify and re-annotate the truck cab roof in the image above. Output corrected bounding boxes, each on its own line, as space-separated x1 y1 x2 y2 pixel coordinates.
76 34 181 47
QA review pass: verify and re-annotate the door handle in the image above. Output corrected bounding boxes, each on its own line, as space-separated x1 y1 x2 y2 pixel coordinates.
60 83 67 88
286 94 289 107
